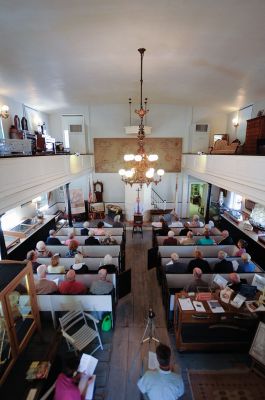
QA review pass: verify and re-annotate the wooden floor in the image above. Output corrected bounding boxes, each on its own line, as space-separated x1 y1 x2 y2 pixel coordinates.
106 228 175 400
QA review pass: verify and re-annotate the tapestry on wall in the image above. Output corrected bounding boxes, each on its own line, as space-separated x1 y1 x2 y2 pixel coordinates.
94 138 182 173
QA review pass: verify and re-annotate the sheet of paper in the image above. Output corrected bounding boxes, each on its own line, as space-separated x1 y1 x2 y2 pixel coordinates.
166 260 173 265
193 301 206 312
232 260 239 271
207 300 225 313
220 287 234 304
85 375 96 400
148 351 159 370
230 293 246 308
178 297 194 311
53 278 59 286
78 354 98 376
213 274 228 288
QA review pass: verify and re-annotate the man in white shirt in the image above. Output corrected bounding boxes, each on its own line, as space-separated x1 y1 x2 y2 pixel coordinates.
137 343 184 400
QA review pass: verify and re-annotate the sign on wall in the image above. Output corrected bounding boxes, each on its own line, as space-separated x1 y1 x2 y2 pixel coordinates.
94 138 182 173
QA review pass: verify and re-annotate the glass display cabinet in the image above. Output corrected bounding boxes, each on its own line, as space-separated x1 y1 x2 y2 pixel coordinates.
0 260 41 385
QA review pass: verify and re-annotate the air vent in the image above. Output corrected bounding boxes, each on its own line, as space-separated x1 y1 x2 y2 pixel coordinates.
195 124 209 133
69 124 82 133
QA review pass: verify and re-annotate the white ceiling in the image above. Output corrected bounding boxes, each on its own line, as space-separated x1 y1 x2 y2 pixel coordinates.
1 0 265 112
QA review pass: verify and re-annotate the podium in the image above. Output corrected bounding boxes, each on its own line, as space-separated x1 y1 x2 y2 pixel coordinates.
132 214 143 237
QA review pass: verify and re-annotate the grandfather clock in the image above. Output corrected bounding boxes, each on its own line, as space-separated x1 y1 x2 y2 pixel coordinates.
93 181 103 202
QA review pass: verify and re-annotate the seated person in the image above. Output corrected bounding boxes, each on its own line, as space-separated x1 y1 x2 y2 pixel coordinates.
112 214 123 227
34 265 58 294
203 220 216 235
36 241 53 258
163 230 179 246
70 253 89 274
85 229 100 245
166 253 187 274
94 221 106 235
187 250 211 273
89 268 113 294
152 216 163 228
218 230 234 245
80 221 90 236
197 233 215 245
59 270 87 294
98 254 117 273
47 254 65 274
237 253 255 272
179 231 195 246
26 250 41 273
235 239 248 257
214 250 233 273
179 222 192 236
156 219 170 236
54 354 94 400
101 234 117 245
137 343 184 400
169 215 183 228
65 232 80 247
185 268 209 292
227 272 247 292
66 241 80 258
46 229 62 245
190 214 203 228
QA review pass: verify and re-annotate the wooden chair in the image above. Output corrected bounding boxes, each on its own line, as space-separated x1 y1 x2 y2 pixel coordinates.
59 309 103 355
132 214 143 238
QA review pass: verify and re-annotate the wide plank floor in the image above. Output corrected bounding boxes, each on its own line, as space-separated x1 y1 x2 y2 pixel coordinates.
106 228 174 400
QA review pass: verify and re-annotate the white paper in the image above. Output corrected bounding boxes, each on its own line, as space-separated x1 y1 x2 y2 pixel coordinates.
230 293 246 309
207 300 225 313
53 278 59 286
232 260 239 271
78 354 98 376
252 274 265 292
193 301 206 312
220 287 234 304
213 274 228 288
166 260 173 265
179 298 194 311
85 375 96 400
148 351 159 370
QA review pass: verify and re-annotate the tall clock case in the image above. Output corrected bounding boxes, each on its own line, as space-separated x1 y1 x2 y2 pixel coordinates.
0 260 41 385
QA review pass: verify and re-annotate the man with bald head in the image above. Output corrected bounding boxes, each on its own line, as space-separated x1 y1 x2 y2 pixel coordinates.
187 250 211 273
59 270 87 294
35 265 58 294
185 268 209 292
89 268 113 295
214 250 233 273
218 230 234 245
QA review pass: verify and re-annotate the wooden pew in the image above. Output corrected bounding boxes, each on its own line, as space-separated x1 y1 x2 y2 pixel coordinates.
160 257 243 270
20 294 114 328
57 227 124 236
37 257 119 271
45 245 120 258
156 235 223 246
54 235 123 245
158 245 238 258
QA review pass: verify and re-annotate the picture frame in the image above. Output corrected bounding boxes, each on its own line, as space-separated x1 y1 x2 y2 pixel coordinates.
249 321 265 366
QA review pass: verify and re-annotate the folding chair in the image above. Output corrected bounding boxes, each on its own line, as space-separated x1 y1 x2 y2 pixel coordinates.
59 309 103 355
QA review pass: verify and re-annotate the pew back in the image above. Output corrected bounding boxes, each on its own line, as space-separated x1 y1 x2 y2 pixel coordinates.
57 227 124 236
45 245 120 258
37 257 119 270
55 235 123 245
158 245 238 258
161 257 242 270
154 227 221 235
156 235 223 246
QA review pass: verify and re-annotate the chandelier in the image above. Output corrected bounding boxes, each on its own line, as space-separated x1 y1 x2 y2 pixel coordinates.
118 48 164 188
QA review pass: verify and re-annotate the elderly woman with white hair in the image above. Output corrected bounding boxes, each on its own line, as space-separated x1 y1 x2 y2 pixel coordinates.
163 230 179 246
213 250 233 273
98 254 117 273
70 253 89 274
35 241 53 258
35 265 58 294
84 229 100 245
237 253 255 273
81 221 90 236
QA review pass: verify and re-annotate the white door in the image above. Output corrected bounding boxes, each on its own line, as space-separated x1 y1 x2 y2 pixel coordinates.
62 115 86 154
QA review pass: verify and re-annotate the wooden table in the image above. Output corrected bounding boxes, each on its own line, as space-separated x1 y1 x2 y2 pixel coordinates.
174 293 258 352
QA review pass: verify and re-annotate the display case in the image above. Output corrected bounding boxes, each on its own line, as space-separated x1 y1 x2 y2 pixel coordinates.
0 260 41 385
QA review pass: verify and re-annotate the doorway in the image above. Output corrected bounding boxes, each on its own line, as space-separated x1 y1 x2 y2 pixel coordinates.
189 183 208 218
61 115 86 154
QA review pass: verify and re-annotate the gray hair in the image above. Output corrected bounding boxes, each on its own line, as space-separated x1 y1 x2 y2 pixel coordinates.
89 229 95 237
168 230 175 238
171 252 179 261
103 254 113 265
241 253 251 262
74 253 83 264
83 221 90 229
218 250 227 260
36 241 46 251
49 229 56 236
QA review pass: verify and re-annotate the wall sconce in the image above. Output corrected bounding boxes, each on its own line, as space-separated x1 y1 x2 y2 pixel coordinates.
0 105 9 119
232 117 239 128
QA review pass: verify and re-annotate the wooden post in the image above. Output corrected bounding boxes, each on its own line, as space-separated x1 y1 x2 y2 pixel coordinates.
0 215 8 259
65 183 73 227
205 183 212 224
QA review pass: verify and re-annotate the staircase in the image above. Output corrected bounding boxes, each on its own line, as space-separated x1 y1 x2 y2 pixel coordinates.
151 188 167 210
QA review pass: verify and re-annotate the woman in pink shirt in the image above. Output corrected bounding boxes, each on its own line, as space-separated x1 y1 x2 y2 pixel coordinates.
65 232 80 247
235 239 248 257
54 355 93 400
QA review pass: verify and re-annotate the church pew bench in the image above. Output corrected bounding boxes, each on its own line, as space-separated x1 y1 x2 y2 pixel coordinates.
158 245 238 258
57 227 124 236
37 257 119 271
55 235 123 245
160 257 243 270
156 235 223 246
45 245 121 258
20 294 114 329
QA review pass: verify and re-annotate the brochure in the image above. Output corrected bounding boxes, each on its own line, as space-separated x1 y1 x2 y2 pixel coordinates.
220 286 234 304
213 274 228 288
230 293 246 309
193 301 206 312
207 300 225 313
78 353 98 376
178 297 194 311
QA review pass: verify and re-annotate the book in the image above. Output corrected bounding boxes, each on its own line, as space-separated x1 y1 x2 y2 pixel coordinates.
78 353 98 376
207 300 225 313
220 286 234 304
178 297 194 311
26 361 51 380
213 274 228 288
193 301 206 312
230 293 246 309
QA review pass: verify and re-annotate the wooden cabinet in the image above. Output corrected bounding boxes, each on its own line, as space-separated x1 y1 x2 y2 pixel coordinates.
0 261 41 385
243 116 265 154
174 294 258 352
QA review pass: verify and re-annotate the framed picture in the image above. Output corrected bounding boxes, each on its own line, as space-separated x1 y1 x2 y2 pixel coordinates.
249 321 265 366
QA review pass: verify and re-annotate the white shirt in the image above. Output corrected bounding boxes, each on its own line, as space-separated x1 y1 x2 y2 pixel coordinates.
137 368 184 400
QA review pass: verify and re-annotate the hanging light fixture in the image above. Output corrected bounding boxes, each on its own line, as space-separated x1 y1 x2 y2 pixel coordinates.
119 48 164 188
